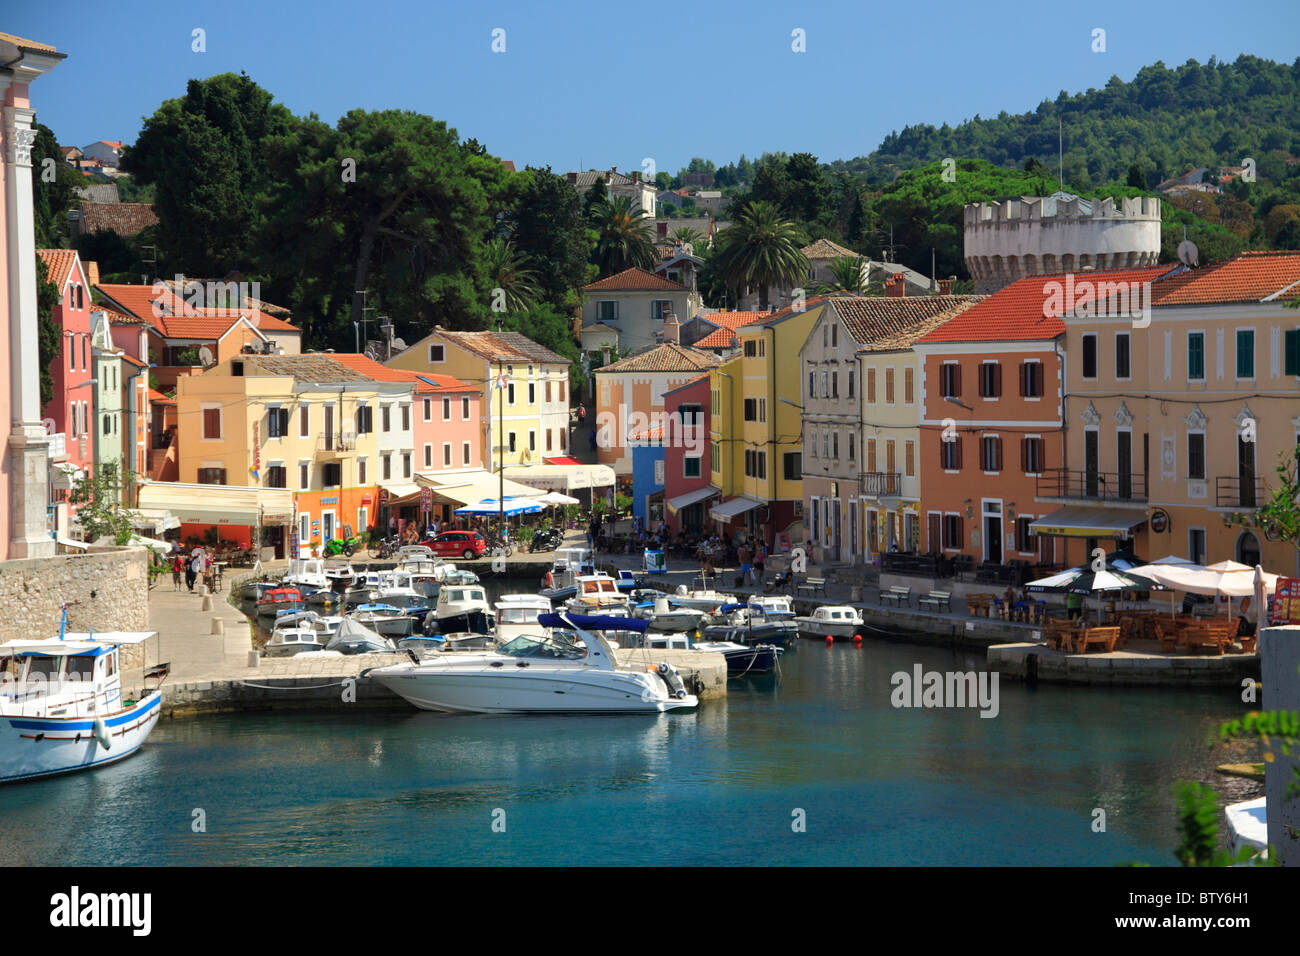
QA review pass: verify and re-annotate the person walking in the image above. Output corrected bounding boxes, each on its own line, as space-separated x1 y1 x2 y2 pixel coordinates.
755 541 767 585
187 547 203 593
172 553 184 591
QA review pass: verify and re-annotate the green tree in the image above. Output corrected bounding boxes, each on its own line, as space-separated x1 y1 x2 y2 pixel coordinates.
815 256 868 294
68 461 135 544
32 121 82 249
1127 163 1147 190
589 196 657 276
484 238 541 315
712 201 809 311
501 166 592 311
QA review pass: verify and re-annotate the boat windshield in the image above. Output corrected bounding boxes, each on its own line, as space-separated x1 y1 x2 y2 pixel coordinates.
497 635 586 660
498 607 540 625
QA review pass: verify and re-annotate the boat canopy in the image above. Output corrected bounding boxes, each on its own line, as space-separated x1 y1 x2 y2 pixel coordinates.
0 632 156 656
540 612 647 634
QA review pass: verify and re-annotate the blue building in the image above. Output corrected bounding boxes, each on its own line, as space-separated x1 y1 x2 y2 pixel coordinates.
629 429 665 531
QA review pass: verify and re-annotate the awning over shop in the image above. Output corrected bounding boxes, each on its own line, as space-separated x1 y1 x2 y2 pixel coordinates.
380 482 422 505
503 463 615 494
709 495 764 522
417 471 545 506
667 486 717 514
137 481 293 526
127 508 179 532
1029 506 1146 538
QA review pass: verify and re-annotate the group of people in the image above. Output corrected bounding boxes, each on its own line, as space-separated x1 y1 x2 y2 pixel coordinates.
171 545 213 593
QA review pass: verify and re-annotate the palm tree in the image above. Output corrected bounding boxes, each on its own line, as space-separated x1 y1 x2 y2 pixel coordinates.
713 201 809 311
669 226 705 250
484 238 542 314
590 196 658 276
815 256 868 294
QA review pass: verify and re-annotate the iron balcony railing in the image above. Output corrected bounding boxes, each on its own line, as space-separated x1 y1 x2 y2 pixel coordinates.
1035 468 1147 502
860 471 902 497
1215 475 1265 509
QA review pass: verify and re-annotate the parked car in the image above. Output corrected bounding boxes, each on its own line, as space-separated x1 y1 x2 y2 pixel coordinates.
427 530 487 560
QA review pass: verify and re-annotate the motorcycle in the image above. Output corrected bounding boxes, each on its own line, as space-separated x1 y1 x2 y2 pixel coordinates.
323 523 361 558
529 527 564 553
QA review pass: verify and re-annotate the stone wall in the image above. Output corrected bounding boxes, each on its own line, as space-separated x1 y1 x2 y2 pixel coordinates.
0 547 150 654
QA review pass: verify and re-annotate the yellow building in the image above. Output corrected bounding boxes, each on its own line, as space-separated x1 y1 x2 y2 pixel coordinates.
708 299 829 546
388 326 572 470
167 353 416 555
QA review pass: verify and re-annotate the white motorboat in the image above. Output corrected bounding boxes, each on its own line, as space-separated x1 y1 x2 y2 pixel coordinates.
367 616 697 714
264 626 326 657
349 604 415 638
644 595 711 632
564 574 630 613
794 605 865 639
1225 797 1268 862
0 625 164 784
434 584 492 623
327 617 396 654
323 560 356 587
283 557 329 592
668 583 735 612
540 548 597 599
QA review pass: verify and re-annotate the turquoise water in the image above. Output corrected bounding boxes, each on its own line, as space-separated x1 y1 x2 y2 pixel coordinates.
0 636 1241 866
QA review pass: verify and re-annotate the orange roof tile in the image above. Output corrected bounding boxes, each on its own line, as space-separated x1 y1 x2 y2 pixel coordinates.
93 283 296 338
917 267 1175 344
583 267 687 292
693 311 771 348
325 354 476 393
148 389 176 404
1149 251 1300 305
36 248 80 290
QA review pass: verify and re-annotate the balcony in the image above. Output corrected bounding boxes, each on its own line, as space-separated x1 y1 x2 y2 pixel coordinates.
1036 468 1147 503
46 431 67 462
315 429 358 461
1215 475 1265 509
860 471 902 497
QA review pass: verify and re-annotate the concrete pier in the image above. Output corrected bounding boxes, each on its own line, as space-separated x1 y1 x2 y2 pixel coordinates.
987 642 1260 687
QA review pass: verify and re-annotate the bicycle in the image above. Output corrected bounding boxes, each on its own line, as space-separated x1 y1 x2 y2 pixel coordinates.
367 535 401 560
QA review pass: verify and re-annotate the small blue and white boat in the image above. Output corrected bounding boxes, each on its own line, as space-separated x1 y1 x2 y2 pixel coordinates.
0 618 165 784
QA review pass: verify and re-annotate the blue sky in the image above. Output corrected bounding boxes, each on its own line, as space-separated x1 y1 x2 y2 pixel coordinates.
11 0 1300 174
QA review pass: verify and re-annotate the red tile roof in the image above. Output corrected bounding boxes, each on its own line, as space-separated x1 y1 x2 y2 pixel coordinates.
76 201 158 236
93 283 297 339
1149 251 1300 305
121 354 147 368
693 311 771 348
36 248 80 290
325 354 475 392
595 343 719 374
917 267 1174 344
148 388 176 405
664 373 710 396
583 267 687 292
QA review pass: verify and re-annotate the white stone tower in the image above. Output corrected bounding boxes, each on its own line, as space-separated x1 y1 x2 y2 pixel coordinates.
963 192 1162 293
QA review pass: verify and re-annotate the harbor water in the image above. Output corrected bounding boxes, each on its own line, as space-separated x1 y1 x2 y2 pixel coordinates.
0 597 1241 864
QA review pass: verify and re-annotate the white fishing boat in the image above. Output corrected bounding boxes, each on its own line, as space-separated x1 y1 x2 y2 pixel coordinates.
349 603 415 638
323 560 356 587
283 557 329 591
645 595 711 632
264 625 326 657
0 624 165 784
367 614 697 714
564 574 630 613
327 617 396 654
794 604 865 640
668 582 735 612
540 548 596 599
434 584 492 622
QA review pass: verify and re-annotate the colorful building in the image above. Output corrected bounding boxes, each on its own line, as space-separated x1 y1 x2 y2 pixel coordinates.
662 374 711 536
387 327 570 471
709 299 828 547
914 266 1168 566
798 294 983 564
594 342 719 475
1047 252 1300 576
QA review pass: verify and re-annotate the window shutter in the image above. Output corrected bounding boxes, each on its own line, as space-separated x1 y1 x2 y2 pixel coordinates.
1020 438 1028 473
1286 329 1300 376
1019 363 1028 397
993 363 1001 396
995 438 1003 471
1034 363 1043 396
953 364 962 396
956 516 964 547
954 435 962 469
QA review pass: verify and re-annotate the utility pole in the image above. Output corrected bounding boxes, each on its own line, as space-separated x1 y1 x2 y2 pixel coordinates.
497 358 505 536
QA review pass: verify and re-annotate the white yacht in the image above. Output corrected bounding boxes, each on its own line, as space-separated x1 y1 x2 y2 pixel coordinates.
368 618 697 714
794 605 865 640
0 627 164 783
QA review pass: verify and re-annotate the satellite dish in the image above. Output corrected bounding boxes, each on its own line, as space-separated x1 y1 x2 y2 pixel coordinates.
1177 239 1199 267
198 346 215 367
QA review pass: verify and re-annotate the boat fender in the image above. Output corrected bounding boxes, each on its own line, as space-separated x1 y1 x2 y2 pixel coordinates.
92 717 111 751
545 571 554 588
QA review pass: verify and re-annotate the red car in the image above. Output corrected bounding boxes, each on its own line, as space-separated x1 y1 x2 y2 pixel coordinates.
426 530 487 559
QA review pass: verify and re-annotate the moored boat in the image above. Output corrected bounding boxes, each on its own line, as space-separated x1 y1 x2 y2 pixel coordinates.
794 604 865 640
327 617 396 654
257 587 305 618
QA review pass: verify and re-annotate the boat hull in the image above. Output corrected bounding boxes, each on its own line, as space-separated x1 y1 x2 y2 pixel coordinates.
795 618 863 639
371 668 695 714
0 692 161 784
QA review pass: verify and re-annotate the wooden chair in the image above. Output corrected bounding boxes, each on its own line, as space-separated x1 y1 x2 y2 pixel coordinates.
1116 617 1134 650
1152 620 1181 653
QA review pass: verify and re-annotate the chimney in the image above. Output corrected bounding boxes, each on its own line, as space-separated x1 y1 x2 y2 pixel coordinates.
885 273 906 298
567 172 578 185
662 310 680 345
937 278 953 296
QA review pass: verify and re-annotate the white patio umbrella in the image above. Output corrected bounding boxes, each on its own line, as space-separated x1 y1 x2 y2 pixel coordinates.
1253 565 1268 632
537 491 580 506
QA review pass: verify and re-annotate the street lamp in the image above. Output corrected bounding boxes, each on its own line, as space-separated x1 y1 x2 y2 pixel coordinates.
943 396 972 411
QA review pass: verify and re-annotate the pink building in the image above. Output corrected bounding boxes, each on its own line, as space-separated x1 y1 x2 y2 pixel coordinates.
37 249 96 495
662 373 711 537
1 34 65 558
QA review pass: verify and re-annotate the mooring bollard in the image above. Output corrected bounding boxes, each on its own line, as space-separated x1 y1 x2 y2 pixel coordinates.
210 618 224 635
850 586 862 602
248 649 260 668
201 594 213 611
